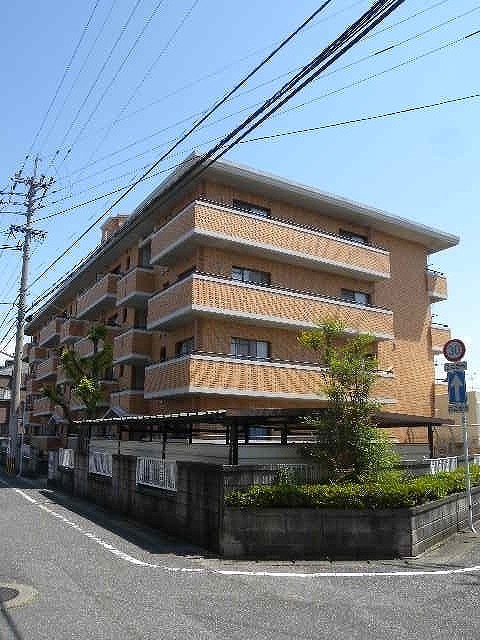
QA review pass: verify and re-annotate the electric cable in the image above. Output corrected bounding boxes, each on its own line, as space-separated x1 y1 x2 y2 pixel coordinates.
88 0 201 163
26 0 102 159
54 0 471 187
39 0 119 155
26 0 407 305
38 25 479 216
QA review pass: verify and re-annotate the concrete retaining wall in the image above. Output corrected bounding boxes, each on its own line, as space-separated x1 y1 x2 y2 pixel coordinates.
52 454 480 559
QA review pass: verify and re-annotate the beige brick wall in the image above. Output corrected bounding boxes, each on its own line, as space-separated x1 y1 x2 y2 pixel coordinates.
372 231 433 416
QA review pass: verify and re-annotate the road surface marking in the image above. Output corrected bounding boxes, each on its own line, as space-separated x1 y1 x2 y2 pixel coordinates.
2 478 480 578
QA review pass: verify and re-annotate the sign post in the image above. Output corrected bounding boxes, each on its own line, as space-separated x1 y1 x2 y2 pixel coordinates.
443 338 476 532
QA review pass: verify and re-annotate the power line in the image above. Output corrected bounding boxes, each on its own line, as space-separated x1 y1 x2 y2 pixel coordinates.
38 24 478 217
239 92 480 143
26 0 406 304
39 0 119 154
54 0 469 186
88 0 201 163
26 0 102 158
59 0 171 168
37 0 338 211
49 0 144 169
41 0 451 158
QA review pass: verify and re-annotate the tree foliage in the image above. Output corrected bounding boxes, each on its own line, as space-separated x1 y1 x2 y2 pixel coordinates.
42 324 114 426
298 319 398 482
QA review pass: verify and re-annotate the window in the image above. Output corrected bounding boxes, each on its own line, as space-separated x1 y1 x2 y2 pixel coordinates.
233 199 271 218
230 338 270 360
139 241 151 267
341 289 371 306
134 309 147 329
339 228 368 245
122 308 128 324
125 255 131 271
175 337 194 357
119 365 124 378
159 347 166 362
232 266 270 286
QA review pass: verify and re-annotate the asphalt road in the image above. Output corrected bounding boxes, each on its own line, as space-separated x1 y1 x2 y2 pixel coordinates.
1 471 480 640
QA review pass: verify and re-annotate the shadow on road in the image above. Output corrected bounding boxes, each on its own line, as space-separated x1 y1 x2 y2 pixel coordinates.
0 601 23 640
38 486 210 559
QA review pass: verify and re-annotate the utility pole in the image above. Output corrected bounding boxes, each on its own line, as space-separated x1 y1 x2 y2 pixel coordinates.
6 156 52 472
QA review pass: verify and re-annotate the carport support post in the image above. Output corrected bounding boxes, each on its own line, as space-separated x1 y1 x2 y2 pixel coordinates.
228 421 238 465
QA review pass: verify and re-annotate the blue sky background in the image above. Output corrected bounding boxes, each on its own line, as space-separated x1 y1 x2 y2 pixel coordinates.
0 0 479 384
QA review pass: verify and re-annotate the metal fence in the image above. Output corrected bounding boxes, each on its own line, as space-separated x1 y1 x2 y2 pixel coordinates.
58 448 75 469
427 456 458 474
136 457 177 491
88 450 113 477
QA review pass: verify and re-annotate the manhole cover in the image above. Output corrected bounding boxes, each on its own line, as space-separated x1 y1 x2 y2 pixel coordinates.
0 587 19 603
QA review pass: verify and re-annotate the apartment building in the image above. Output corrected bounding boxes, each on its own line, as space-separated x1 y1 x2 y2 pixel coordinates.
22 156 457 436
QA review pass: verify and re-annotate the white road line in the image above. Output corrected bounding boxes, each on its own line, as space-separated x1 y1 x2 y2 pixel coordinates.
2 478 480 579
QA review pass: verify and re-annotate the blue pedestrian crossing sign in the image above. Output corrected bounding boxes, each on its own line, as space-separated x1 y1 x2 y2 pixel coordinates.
447 370 467 412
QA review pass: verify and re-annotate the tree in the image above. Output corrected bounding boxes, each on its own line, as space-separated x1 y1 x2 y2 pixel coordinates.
298 319 398 482
41 324 114 429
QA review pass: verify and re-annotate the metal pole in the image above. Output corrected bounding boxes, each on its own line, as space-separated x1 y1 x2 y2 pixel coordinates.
462 411 476 533
7 156 39 472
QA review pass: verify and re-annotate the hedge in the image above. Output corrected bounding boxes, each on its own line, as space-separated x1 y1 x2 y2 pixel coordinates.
224 466 480 509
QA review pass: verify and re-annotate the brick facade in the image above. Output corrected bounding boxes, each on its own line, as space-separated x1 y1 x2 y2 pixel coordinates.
23 158 457 435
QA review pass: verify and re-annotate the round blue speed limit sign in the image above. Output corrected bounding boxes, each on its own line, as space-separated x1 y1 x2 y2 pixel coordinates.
443 338 466 362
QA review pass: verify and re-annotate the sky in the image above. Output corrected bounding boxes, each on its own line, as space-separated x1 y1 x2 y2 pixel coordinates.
0 0 479 383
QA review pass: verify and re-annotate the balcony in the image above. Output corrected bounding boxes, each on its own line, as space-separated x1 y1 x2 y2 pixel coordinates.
431 323 451 354
36 356 59 381
426 269 448 303
113 329 152 365
110 390 148 415
26 377 44 394
70 381 115 411
38 317 63 347
76 273 120 319
116 267 157 308
74 326 122 358
28 345 48 362
144 353 396 405
32 396 56 416
60 319 89 344
150 200 391 281
147 273 394 340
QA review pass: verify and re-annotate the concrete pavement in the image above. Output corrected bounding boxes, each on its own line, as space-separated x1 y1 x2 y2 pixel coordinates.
1 470 480 639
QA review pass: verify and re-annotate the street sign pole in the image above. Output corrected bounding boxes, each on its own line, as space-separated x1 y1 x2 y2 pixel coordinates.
462 411 476 533
443 338 476 533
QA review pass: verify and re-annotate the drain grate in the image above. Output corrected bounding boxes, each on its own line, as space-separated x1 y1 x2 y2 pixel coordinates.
0 587 19 604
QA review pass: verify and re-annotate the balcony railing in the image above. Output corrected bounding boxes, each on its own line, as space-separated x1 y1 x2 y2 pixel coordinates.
431 323 451 354
36 356 59 381
113 329 152 365
110 390 148 415
27 345 48 362
38 317 63 347
76 273 120 319
147 272 394 340
116 267 157 308
74 326 122 358
26 377 43 395
149 199 391 281
426 269 448 303
60 318 89 344
144 352 396 405
32 396 56 416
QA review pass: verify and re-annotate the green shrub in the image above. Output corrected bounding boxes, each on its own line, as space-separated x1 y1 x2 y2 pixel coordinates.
224 465 480 509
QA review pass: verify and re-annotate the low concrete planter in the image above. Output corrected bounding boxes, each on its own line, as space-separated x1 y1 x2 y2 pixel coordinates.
220 486 480 559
